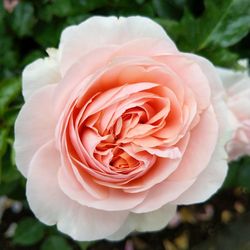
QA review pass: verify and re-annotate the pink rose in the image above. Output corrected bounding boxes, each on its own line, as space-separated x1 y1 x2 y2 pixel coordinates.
14 16 231 241
218 64 250 161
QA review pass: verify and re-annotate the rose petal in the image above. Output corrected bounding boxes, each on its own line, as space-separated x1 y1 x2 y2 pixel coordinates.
26 141 129 241
22 51 60 101
107 204 176 241
14 85 56 177
171 141 227 204
133 107 219 212
59 16 177 74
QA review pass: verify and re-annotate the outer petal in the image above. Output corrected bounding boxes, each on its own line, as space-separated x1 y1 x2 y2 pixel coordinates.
107 204 176 241
156 54 211 110
132 107 219 213
14 85 56 177
171 142 227 204
22 49 60 101
184 53 225 97
216 59 249 92
216 67 249 91
58 16 177 74
216 64 250 161
58 167 147 211
26 141 129 241
172 96 231 204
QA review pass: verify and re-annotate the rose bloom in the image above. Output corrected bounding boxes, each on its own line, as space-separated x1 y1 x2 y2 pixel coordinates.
14 16 232 241
218 64 250 161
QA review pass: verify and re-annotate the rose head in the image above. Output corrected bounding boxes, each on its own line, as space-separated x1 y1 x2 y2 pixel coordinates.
218 65 250 161
14 16 231 241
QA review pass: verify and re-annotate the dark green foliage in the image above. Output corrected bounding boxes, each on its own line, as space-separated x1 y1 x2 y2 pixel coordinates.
41 236 73 250
224 157 250 191
13 217 45 246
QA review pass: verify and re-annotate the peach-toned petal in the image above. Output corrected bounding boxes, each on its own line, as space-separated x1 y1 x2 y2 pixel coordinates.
122 135 189 193
81 82 158 120
172 97 231 204
132 107 219 212
132 179 195 213
58 167 147 211
171 140 227 204
156 54 211 110
54 46 117 116
14 85 56 177
185 53 224 98
168 106 218 180
26 141 129 241
112 38 177 59
144 146 182 158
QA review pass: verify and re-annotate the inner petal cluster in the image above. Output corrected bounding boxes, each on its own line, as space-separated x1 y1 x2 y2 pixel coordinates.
59 63 199 190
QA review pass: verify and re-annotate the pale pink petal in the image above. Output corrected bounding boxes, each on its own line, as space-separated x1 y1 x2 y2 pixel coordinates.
22 50 60 101
217 64 250 161
216 60 248 92
59 16 177 74
172 98 230 204
132 179 194 213
168 106 218 181
112 38 177 59
185 53 225 98
58 165 147 211
171 142 228 204
54 46 116 116
107 204 176 241
26 141 129 241
157 54 211 110
132 107 219 212
14 85 56 177
144 146 182 158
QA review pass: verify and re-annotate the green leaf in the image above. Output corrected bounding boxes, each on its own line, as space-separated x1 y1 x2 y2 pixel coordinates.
200 47 240 68
0 78 21 116
0 36 18 71
223 161 240 188
34 21 65 47
78 242 93 250
154 18 180 41
41 236 73 250
0 129 8 181
0 129 8 157
176 0 250 52
135 0 146 4
75 0 108 12
223 156 250 191
11 2 36 37
48 0 73 18
237 157 250 191
1 157 21 183
13 217 45 246
0 180 18 196
205 0 250 48
152 0 185 19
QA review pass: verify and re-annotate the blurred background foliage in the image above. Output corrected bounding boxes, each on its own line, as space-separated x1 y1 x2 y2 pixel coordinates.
0 0 250 249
